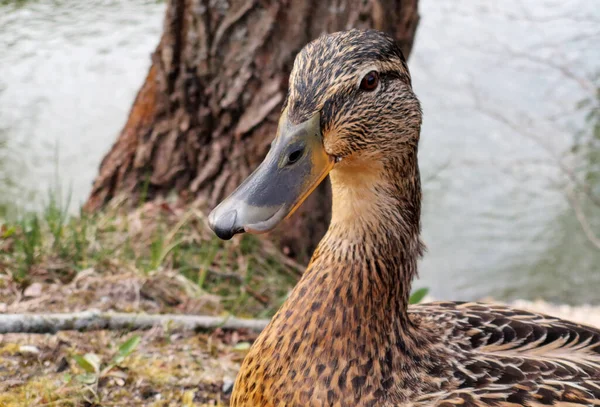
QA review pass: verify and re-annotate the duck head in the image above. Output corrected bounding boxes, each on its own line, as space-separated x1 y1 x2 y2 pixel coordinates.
208 29 421 240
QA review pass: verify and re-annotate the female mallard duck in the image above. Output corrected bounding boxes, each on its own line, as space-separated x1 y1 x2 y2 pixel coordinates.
209 29 600 406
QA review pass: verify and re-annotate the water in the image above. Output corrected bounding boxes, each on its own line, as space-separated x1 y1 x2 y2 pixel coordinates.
0 0 165 215
1 0 598 304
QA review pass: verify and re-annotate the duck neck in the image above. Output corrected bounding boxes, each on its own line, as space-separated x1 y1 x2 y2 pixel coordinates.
311 147 423 324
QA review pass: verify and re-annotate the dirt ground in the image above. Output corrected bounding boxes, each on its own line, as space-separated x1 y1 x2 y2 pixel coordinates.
0 270 256 407
0 328 254 407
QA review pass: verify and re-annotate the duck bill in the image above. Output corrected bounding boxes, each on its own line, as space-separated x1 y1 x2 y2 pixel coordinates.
208 110 333 240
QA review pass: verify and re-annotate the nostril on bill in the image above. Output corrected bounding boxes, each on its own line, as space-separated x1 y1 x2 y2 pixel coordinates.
286 147 305 166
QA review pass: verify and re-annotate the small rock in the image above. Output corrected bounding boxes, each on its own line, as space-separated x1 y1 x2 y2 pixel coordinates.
222 379 234 394
233 342 251 351
0 303 7 312
56 357 69 373
23 283 43 298
19 345 40 355
141 387 159 399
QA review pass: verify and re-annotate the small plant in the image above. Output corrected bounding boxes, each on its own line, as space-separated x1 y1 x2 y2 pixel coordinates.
148 230 166 272
71 209 91 266
72 335 141 402
44 190 71 255
12 214 42 281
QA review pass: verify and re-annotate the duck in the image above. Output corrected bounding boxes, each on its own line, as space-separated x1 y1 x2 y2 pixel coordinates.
208 29 600 407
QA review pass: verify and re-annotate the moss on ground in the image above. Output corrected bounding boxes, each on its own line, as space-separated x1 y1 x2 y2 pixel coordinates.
0 328 254 406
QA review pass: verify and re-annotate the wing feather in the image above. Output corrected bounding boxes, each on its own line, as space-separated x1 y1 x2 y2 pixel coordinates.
409 302 600 406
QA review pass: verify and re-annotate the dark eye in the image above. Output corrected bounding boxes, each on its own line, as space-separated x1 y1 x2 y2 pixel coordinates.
359 71 379 91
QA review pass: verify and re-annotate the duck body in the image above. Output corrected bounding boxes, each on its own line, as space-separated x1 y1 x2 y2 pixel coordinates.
232 214 600 406
208 29 600 406
235 301 600 406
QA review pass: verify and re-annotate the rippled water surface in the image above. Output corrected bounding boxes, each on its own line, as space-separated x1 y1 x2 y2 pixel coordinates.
1 0 599 304
0 0 164 213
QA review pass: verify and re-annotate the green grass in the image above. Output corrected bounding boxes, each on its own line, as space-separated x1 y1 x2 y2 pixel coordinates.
0 197 303 318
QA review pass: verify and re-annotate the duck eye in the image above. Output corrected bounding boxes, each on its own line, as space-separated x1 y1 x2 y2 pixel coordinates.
359 71 379 91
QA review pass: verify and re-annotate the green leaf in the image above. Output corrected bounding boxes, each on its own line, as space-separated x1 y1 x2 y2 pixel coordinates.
409 287 429 304
73 353 100 374
75 373 97 385
112 335 141 365
1 226 16 238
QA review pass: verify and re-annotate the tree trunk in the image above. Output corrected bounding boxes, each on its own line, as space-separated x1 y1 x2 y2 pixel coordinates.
85 0 420 259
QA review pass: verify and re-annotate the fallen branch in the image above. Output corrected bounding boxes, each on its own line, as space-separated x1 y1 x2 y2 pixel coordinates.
0 311 270 334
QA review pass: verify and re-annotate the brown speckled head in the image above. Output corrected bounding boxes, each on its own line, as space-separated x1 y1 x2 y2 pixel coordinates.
287 29 421 162
208 29 422 240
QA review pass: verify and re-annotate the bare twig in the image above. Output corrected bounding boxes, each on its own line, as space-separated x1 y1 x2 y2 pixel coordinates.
260 240 305 276
502 49 594 93
469 86 600 209
206 267 243 281
0 311 269 334
566 190 600 250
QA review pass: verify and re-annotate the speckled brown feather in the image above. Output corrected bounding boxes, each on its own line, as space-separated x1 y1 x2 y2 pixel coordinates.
230 30 600 406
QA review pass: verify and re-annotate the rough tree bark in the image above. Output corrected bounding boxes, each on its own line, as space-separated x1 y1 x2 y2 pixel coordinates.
85 0 420 258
